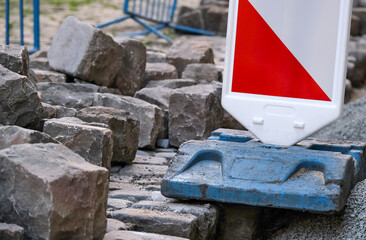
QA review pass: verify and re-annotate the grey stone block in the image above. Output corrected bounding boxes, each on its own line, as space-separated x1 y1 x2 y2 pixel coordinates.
168 83 223 147
166 40 215 77
0 143 109 240
0 125 58 150
144 63 178 85
43 117 113 170
147 50 167 63
134 87 173 110
0 65 43 127
110 208 198 239
132 201 219 240
104 230 189 240
30 57 51 71
77 107 139 164
115 38 146 96
145 78 196 89
93 93 163 149
216 205 262 240
182 63 222 82
0 44 29 77
106 219 128 233
118 164 168 178
33 69 66 83
133 155 169 165
48 16 125 91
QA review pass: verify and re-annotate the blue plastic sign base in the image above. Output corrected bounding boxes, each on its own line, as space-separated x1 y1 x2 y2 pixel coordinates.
161 129 366 213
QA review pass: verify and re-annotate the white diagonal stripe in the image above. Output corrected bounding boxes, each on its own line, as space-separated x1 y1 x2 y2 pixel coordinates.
249 0 341 99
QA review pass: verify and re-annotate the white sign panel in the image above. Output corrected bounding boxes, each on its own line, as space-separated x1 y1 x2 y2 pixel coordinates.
222 0 353 146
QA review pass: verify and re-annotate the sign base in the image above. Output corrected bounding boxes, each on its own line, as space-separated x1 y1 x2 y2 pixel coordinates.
161 129 366 213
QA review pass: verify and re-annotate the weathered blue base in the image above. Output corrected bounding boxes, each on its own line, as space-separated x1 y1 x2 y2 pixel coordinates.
161 129 366 213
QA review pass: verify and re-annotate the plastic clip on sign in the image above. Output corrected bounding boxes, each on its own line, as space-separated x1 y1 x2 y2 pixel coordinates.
222 0 353 146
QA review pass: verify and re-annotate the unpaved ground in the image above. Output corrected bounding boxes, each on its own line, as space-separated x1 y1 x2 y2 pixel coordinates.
0 0 200 50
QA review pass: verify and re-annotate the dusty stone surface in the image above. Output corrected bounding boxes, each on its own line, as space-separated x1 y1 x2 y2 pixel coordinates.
134 87 173 110
132 201 218 240
106 218 128 232
43 117 113 170
37 82 96 108
0 65 43 127
144 63 178 85
0 125 58 150
104 230 189 240
0 223 24 240
77 107 140 164
0 45 29 77
216 205 262 240
166 40 215 77
0 143 109 240
269 179 366 239
54 105 78 118
30 57 51 71
37 82 120 109
93 93 163 149
33 69 66 83
115 38 147 96
145 78 196 89
182 63 222 82
48 17 137 94
147 50 167 63
169 83 223 147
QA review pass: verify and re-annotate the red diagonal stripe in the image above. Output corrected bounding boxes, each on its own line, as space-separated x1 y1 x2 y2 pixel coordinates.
232 0 331 101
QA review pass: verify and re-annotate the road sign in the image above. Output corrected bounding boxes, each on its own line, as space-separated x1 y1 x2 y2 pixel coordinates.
222 0 353 146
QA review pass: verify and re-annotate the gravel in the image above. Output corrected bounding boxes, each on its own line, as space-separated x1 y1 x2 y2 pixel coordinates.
269 179 366 239
312 96 366 141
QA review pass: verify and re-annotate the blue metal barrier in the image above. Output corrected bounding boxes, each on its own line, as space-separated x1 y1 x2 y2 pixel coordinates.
97 0 214 44
5 0 40 53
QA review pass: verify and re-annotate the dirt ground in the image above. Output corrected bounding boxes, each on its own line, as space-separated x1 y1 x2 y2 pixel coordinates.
0 0 201 50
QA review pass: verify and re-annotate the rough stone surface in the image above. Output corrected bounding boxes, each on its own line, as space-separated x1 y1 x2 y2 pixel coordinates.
166 40 215 77
0 65 43 127
269 179 366 239
0 45 29 77
182 63 222 82
0 143 109 240
0 125 58 150
93 93 163 149
147 50 167 63
134 87 173 110
37 82 96 108
0 223 24 240
48 17 129 93
33 69 66 83
313 96 366 141
111 208 198 239
145 78 196 89
132 201 218 240
106 218 128 232
216 205 262 240
30 57 51 71
77 107 139 164
115 38 147 96
144 63 178 85
104 230 189 240
177 9 205 31
55 105 77 118
201 5 228 36
43 117 113 169
169 83 223 147
41 102 57 119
